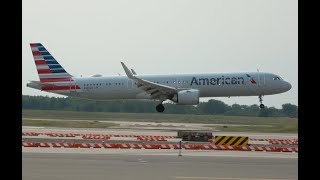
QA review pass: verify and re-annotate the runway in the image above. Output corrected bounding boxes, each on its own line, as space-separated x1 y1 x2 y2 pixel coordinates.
22 126 298 139
22 125 298 180
23 152 297 180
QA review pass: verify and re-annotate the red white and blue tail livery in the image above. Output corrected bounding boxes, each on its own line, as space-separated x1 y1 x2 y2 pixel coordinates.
27 43 292 112
30 43 73 82
28 43 80 93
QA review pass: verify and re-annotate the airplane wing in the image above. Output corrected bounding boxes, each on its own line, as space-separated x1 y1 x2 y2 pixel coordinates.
121 62 178 99
131 69 137 75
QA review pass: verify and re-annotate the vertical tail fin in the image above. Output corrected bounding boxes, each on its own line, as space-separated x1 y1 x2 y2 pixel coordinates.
30 43 73 82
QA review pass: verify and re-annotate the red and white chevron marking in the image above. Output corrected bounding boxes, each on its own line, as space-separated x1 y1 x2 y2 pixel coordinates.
117 144 132 148
129 144 144 149
237 146 278 152
23 132 298 142
182 144 196 150
213 145 237 150
137 137 167 141
111 134 136 137
198 144 215 150
22 142 39 147
82 135 111 139
250 138 298 142
46 133 77 137
38 142 75 148
278 147 298 152
268 140 298 145
137 135 176 138
197 144 236 150
141 144 157 149
109 134 176 138
251 146 277 151
78 143 108 148
158 144 179 149
22 142 298 152
22 132 40 136
22 132 177 139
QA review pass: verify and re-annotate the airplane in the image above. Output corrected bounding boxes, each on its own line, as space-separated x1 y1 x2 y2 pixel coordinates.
27 43 292 112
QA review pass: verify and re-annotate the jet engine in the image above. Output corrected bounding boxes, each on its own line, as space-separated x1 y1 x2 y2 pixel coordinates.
171 89 199 105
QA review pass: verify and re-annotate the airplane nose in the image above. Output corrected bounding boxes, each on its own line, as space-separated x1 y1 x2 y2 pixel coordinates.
283 81 292 91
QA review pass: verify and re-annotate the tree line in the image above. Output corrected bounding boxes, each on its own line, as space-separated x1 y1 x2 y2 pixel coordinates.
22 95 298 117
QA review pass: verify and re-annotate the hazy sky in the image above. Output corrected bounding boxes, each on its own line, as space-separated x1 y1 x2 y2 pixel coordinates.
22 0 297 108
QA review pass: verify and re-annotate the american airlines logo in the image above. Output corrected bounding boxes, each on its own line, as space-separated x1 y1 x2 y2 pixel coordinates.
190 76 245 86
246 74 257 84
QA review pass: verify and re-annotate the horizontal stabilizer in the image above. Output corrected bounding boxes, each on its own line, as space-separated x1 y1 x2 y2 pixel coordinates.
28 81 58 86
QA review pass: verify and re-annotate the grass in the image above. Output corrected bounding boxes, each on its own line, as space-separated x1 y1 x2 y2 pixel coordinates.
207 119 297 133
22 119 119 128
22 109 297 124
22 109 297 133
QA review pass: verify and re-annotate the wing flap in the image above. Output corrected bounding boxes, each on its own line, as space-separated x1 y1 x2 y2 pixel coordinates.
121 62 178 99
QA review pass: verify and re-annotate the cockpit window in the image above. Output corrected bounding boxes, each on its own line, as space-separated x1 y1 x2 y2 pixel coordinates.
273 77 282 80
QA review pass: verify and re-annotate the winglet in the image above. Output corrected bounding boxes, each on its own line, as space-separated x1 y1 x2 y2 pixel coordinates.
121 62 135 79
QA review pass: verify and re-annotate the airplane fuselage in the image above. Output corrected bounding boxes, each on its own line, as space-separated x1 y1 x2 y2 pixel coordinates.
27 43 292 112
28 72 291 100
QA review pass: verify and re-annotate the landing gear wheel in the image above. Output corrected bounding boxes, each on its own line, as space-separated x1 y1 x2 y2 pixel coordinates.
156 104 165 112
258 95 264 109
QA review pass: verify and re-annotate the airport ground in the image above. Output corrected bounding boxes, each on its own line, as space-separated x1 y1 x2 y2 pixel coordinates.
23 151 297 180
22 111 298 180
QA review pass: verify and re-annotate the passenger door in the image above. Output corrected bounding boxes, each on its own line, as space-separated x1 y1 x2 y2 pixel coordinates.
176 78 183 88
127 79 133 89
69 79 78 95
258 73 266 86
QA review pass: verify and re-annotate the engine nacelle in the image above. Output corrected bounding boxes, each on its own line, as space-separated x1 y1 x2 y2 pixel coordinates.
171 89 199 105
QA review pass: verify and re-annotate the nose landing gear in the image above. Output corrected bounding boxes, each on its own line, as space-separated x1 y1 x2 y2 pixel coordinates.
259 95 265 109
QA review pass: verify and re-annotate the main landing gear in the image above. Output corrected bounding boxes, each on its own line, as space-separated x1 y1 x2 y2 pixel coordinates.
259 95 265 109
156 103 165 112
